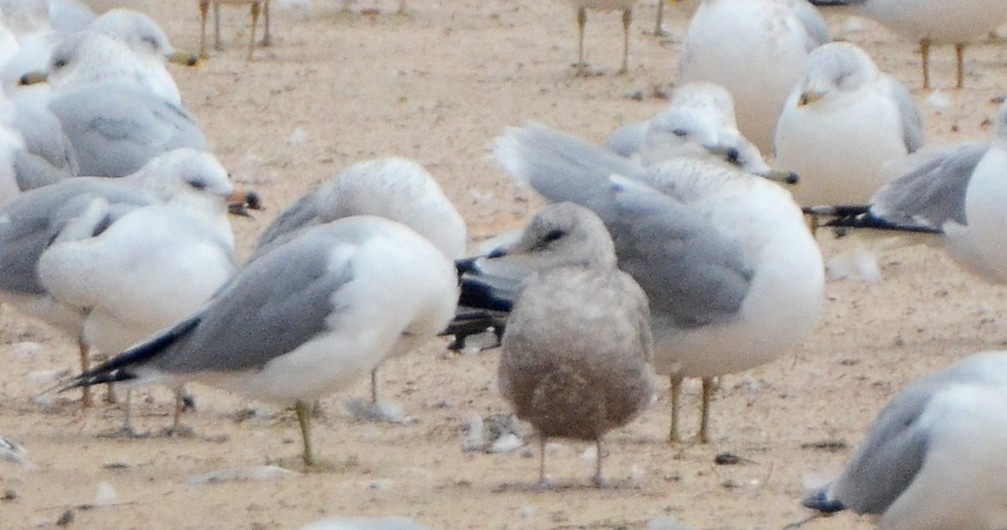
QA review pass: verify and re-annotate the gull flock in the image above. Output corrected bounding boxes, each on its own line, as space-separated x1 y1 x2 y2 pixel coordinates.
1 0 1007 529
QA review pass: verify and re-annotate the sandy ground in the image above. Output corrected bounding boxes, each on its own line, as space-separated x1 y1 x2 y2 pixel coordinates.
1 0 1007 528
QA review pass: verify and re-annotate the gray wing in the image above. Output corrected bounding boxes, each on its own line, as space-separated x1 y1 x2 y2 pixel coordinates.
0 181 148 294
151 230 349 373
871 142 988 228
605 178 752 327
602 121 648 158
794 0 832 50
886 75 925 153
829 378 946 514
494 121 647 206
9 93 79 190
49 81 207 177
255 189 323 249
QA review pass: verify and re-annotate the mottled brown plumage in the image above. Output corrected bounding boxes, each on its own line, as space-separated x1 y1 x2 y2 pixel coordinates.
496 203 654 487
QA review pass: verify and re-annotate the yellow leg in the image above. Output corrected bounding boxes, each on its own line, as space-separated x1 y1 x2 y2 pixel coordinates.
296 400 315 466
654 0 664 35
699 377 714 443
592 438 604 487
214 2 222 50
620 8 631 74
198 0 209 59
78 339 93 408
920 38 931 90
668 375 683 443
247 2 260 61
955 43 965 89
261 0 272 46
574 7 588 75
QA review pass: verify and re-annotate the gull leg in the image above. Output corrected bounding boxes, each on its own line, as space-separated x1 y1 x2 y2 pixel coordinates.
214 2 222 51
370 368 379 403
397 0 407 15
261 1 272 46
198 0 209 59
296 400 315 466
77 339 93 408
619 8 631 74
955 43 965 89
247 2 260 61
537 435 549 488
653 0 665 36
920 38 931 90
699 376 714 443
668 375 683 443
592 437 604 487
121 389 135 436
574 7 588 75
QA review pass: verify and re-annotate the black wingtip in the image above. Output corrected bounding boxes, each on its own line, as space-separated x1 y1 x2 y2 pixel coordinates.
801 488 846 513
59 368 137 393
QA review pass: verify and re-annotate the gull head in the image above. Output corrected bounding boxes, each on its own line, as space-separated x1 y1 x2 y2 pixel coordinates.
129 149 238 213
30 32 147 91
499 202 616 271
90 8 199 67
643 106 732 166
797 42 878 106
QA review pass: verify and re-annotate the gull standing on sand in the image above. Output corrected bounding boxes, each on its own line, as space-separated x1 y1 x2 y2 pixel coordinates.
63 216 459 466
493 203 654 487
802 351 1007 529
807 101 1007 283
255 157 466 420
775 42 924 207
679 0 830 153
807 0 1007 89
0 149 253 408
487 124 824 443
560 0 636 75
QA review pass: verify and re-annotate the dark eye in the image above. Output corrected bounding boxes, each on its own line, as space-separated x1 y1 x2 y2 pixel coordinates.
188 180 207 190
142 35 158 49
543 229 564 243
53 58 67 69
672 128 688 137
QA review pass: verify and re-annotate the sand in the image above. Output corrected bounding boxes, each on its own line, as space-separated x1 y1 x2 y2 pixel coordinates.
1 0 1006 528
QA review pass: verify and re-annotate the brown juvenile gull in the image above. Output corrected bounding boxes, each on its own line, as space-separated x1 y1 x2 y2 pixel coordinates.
493 202 654 487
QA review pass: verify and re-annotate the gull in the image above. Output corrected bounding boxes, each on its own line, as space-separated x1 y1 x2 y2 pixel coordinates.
0 148 253 408
62 215 459 466
21 32 207 177
802 350 1007 529
561 0 636 76
199 0 271 61
87 8 200 103
604 82 798 181
807 0 1007 89
37 149 243 432
679 0 831 153
482 123 824 443
492 203 654 487
255 157 466 418
774 41 924 207
807 100 1007 283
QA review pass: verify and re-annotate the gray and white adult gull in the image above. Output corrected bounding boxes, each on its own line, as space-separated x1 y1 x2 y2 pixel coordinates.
803 350 1007 529
255 157 467 419
807 100 1007 283
807 0 1007 88
63 215 459 466
679 0 831 153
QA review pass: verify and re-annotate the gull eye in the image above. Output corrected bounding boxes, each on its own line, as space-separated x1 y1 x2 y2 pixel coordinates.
672 128 688 137
188 180 207 190
543 229 564 243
